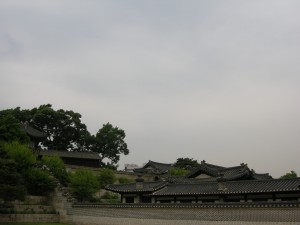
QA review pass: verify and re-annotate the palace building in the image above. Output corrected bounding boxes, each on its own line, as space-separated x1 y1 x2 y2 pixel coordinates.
106 161 300 204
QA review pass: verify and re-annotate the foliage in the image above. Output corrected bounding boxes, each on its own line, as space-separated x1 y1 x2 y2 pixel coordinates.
118 176 134 184
91 123 129 168
99 168 116 188
0 105 130 168
2 141 36 172
0 112 29 143
31 104 91 151
168 167 190 176
280 170 298 179
101 192 119 199
174 157 199 170
0 144 26 201
25 167 57 195
100 192 120 203
42 155 69 185
70 169 99 201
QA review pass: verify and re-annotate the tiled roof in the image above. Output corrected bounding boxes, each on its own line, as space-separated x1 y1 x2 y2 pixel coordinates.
252 172 273 180
186 161 273 181
106 181 167 193
21 122 47 138
39 150 101 160
152 178 300 196
134 160 172 174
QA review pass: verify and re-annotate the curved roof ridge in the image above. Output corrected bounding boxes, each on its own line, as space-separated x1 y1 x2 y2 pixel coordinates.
220 165 248 171
148 160 172 166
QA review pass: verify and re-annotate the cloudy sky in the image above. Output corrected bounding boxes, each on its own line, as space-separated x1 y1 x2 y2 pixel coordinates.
1 0 299 177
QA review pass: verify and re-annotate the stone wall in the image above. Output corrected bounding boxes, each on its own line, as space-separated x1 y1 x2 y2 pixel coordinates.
66 203 300 225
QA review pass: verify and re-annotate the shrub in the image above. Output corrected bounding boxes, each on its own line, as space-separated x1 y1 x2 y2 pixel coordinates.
168 167 190 176
25 168 56 195
99 169 116 188
102 192 119 199
0 144 26 201
2 141 36 172
42 155 69 185
70 169 99 201
118 176 133 184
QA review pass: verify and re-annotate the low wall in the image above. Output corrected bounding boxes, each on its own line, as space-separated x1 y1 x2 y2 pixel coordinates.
67 202 300 225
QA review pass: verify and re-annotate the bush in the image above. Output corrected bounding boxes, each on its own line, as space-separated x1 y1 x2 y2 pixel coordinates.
118 176 133 184
70 169 99 201
25 168 56 195
168 167 190 176
0 184 26 201
280 171 297 179
99 169 116 188
0 144 26 201
2 141 36 172
102 192 119 199
42 155 69 185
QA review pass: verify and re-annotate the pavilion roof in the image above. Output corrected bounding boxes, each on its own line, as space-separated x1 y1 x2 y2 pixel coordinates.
39 150 101 160
186 161 273 181
21 122 47 138
152 178 300 196
106 181 167 193
134 160 172 174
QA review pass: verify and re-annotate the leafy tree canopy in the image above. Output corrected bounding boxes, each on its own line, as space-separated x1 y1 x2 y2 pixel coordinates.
91 123 129 169
0 105 130 168
280 170 297 179
174 157 200 170
32 104 90 151
0 112 29 143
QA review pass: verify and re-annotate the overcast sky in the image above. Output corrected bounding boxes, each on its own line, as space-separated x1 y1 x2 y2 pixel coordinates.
1 0 299 177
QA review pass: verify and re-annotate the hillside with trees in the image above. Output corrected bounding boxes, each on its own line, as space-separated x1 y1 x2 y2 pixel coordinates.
0 104 129 169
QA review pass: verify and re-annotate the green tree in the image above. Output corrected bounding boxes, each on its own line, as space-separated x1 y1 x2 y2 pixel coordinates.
174 158 199 170
31 104 91 151
0 112 29 143
280 171 297 179
92 123 129 169
42 155 69 185
0 105 130 168
168 167 190 176
99 169 116 188
70 169 99 201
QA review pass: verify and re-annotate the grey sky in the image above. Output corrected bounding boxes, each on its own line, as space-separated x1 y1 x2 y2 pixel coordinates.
1 0 299 177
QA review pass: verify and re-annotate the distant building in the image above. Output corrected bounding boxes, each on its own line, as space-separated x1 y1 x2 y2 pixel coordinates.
134 160 173 175
124 164 139 172
20 122 101 168
106 161 300 204
38 150 101 168
21 121 47 149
